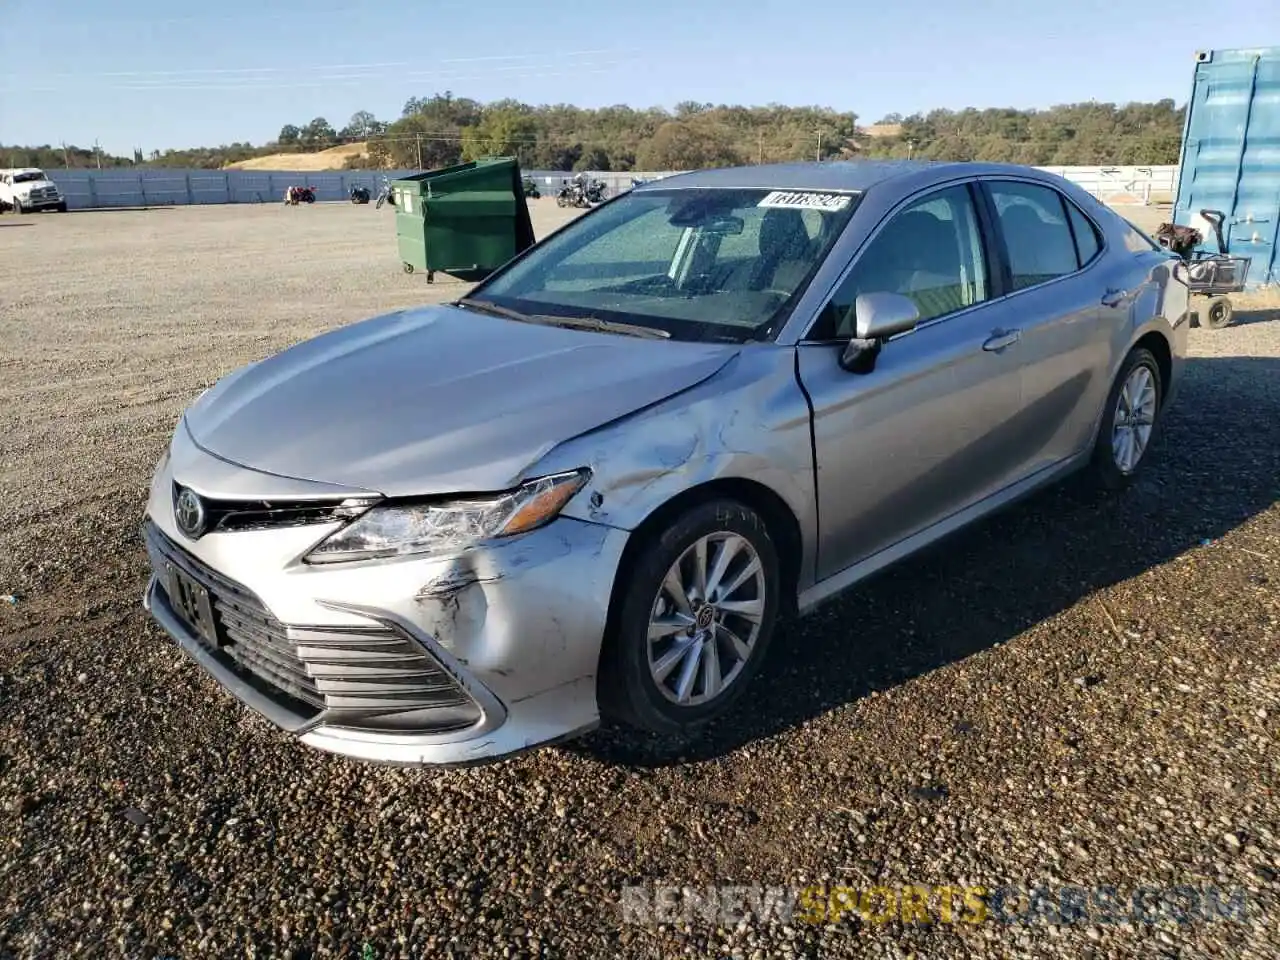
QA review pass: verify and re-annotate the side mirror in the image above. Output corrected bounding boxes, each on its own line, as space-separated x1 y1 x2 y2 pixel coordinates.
854 292 920 340
839 292 920 373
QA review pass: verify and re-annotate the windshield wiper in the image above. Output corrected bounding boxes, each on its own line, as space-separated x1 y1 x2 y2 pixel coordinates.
454 297 534 324
455 298 669 340
529 314 671 340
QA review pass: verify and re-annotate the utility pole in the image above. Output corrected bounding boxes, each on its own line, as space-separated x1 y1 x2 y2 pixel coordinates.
93 139 102 169
758 130 763 165
60 141 70 168
415 134 423 169
816 130 823 162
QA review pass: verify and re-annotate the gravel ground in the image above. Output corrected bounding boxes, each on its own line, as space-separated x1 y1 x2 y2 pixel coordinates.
1 202 1278 960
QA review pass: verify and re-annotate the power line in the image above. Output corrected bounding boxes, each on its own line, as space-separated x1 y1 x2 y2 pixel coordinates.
4 49 629 82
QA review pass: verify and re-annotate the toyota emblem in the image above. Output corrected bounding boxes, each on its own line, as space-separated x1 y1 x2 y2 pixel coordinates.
174 486 206 539
695 604 715 630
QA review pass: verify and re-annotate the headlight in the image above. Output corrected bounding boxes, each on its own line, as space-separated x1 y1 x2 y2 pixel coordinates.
304 469 591 564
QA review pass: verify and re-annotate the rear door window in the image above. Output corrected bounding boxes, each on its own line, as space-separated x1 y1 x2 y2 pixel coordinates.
986 181 1083 290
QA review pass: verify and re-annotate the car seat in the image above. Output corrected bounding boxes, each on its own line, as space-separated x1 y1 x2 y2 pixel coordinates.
1001 203 1076 287
750 208 814 291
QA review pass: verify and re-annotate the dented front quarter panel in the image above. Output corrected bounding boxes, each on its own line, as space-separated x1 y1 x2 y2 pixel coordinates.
533 344 819 592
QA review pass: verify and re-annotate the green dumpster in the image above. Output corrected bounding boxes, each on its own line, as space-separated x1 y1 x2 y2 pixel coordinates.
391 157 537 283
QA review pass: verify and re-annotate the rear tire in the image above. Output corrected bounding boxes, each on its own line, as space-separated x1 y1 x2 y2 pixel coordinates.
1086 346 1164 491
1202 295 1234 330
598 499 781 735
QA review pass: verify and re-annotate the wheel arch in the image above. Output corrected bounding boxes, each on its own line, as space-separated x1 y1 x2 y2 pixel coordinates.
1132 328 1173 407
596 477 805 681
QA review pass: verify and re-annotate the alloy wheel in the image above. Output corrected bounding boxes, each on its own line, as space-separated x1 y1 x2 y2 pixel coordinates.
646 532 767 707
1111 365 1157 474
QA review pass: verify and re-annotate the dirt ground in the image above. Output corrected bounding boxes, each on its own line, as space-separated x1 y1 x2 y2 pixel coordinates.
1 199 1278 960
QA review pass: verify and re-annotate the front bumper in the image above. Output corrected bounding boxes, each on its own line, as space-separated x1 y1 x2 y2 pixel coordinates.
17 194 62 209
141 439 630 766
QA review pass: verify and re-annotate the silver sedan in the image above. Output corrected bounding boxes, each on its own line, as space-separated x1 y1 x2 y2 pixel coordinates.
142 160 1189 765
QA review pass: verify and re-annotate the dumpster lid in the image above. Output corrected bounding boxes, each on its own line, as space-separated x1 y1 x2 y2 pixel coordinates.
422 190 517 214
393 157 520 190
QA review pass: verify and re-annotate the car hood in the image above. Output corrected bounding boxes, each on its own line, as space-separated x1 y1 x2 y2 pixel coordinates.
14 180 54 193
184 304 739 497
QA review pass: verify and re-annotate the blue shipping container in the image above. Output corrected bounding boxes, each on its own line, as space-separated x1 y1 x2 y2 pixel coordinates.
1174 46 1280 287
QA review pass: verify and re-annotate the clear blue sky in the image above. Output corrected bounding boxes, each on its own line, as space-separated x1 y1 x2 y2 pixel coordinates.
1 0 1273 155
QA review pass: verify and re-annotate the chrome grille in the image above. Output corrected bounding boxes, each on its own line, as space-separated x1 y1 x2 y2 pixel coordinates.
169 483 377 535
143 521 479 733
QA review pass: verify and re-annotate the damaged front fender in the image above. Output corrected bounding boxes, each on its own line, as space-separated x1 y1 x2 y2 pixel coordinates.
531 345 820 591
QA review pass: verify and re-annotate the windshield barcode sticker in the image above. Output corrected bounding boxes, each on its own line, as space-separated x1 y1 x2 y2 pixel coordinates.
758 191 852 211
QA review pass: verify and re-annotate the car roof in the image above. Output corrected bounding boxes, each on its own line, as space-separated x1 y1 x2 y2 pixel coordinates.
634 160 950 192
632 159 1069 194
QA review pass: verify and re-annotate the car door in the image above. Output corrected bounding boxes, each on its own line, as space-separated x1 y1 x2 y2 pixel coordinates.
796 181 1030 580
977 179 1123 473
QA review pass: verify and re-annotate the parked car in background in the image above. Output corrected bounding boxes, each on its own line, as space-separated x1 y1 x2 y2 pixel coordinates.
142 160 1189 766
0 168 67 213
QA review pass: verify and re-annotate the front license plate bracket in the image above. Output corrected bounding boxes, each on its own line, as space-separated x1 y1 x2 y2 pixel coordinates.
165 562 220 648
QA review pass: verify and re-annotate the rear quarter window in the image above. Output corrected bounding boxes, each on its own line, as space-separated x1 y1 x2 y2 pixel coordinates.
1121 220 1162 253
1066 202 1102 266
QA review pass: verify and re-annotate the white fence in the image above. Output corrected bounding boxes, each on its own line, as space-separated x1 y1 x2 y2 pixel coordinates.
45 169 422 209
42 165 1177 211
1035 165 1178 204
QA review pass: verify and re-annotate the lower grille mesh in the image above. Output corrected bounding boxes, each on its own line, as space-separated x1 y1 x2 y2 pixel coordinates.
144 521 480 732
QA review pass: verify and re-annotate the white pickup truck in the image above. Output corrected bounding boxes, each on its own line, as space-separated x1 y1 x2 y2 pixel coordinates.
0 168 67 213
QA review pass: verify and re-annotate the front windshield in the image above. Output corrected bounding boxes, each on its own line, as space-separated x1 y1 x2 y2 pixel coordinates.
474 187 860 342
13 171 46 183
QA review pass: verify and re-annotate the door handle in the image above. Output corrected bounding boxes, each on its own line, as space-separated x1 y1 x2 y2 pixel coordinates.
1101 287 1127 308
982 329 1021 352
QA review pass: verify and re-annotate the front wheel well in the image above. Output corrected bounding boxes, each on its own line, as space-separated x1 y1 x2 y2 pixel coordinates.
599 479 804 670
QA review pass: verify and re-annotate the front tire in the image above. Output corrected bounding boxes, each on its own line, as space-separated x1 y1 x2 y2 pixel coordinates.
1086 346 1163 491
599 499 781 734
12 199 23 214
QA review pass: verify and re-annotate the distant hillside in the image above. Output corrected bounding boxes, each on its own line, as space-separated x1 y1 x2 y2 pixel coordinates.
5 95 1189 173
224 142 367 171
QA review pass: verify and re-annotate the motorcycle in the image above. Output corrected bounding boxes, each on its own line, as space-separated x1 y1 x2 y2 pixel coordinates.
522 176 541 199
555 174 608 208
349 184 371 204
283 185 316 205
374 177 396 210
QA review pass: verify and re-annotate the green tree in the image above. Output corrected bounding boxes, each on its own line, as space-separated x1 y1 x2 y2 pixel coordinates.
459 108 540 163
339 111 383 141
573 145 611 172
637 121 742 170
300 117 336 148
